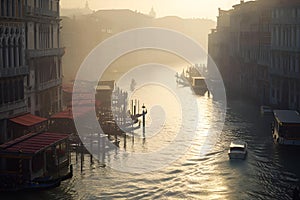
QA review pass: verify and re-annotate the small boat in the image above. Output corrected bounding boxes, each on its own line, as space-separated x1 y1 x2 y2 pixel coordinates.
228 140 247 159
260 105 273 115
191 77 208 96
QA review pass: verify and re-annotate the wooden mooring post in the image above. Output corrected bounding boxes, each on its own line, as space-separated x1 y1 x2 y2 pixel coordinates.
80 142 84 172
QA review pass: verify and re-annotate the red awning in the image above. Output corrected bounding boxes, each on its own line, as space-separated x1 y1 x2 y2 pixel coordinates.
10 113 47 127
50 106 94 120
50 109 74 120
0 132 69 154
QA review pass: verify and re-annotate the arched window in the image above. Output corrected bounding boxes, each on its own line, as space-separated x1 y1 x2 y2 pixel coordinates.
7 37 11 67
18 0 21 17
18 37 22 66
19 80 24 100
11 80 15 102
0 38 3 68
8 80 13 102
2 38 7 68
6 0 9 17
14 37 19 67
0 81 3 105
1 0 5 16
11 0 15 17
4 81 8 103
15 79 19 100
14 80 18 101
13 38 19 67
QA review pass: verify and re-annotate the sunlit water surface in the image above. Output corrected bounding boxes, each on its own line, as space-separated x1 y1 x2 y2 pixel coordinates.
3 87 300 200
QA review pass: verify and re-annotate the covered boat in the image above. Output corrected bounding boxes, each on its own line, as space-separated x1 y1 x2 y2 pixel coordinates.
0 132 73 192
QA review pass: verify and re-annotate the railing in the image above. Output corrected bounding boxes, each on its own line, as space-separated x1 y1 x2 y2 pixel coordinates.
38 78 62 91
269 68 300 79
0 66 29 77
271 18 300 24
0 100 26 114
271 45 300 52
25 6 58 18
27 48 65 58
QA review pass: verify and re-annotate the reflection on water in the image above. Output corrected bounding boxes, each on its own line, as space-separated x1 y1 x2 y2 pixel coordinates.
3 95 300 199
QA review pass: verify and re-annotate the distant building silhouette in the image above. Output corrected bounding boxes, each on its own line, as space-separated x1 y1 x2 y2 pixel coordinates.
149 7 156 18
60 9 215 83
61 0 93 17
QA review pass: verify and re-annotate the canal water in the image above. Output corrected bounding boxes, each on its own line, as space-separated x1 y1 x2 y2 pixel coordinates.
4 93 300 200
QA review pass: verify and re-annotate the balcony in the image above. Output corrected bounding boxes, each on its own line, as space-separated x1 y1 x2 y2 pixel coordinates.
25 6 59 18
269 68 300 79
0 100 27 116
271 45 300 52
271 18 300 25
38 78 62 91
0 66 28 78
27 48 65 58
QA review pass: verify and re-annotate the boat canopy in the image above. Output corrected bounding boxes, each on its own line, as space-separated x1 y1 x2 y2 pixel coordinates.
273 110 300 125
50 106 94 120
0 132 69 156
230 140 246 148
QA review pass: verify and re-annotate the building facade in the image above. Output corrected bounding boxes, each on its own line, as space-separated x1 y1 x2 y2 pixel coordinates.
0 0 63 143
208 0 300 110
0 0 27 142
25 0 63 117
269 2 300 109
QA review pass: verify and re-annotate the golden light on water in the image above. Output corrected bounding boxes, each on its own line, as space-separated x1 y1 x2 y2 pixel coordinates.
130 84 182 151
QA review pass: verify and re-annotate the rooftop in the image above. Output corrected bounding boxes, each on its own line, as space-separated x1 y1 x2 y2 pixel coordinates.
0 132 69 155
10 113 47 127
273 110 300 124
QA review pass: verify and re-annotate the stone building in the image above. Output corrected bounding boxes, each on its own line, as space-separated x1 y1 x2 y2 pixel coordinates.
0 0 27 143
25 0 63 117
208 0 300 109
269 2 300 109
0 0 63 143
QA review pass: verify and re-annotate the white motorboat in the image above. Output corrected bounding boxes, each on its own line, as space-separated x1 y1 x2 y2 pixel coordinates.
228 140 247 159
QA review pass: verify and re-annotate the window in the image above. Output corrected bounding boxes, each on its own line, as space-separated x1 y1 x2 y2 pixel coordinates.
6 0 9 16
11 0 15 16
1 0 5 16
0 82 3 104
28 97 31 107
8 80 13 102
18 37 22 66
19 80 23 99
35 94 38 105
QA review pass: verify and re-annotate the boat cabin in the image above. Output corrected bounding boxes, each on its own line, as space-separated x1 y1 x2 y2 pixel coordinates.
191 77 208 95
228 140 247 159
192 77 206 88
6 113 48 143
273 110 300 145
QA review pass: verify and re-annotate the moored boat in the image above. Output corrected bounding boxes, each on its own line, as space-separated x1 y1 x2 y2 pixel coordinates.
0 132 73 192
272 110 300 146
260 105 273 115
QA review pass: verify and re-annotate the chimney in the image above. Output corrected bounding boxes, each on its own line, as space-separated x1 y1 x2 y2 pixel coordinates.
240 0 244 3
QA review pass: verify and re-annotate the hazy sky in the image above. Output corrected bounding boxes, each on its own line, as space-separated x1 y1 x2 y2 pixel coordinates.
61 0 250 20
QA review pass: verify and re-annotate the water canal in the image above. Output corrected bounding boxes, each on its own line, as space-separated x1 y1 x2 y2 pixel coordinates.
3 92 300 200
